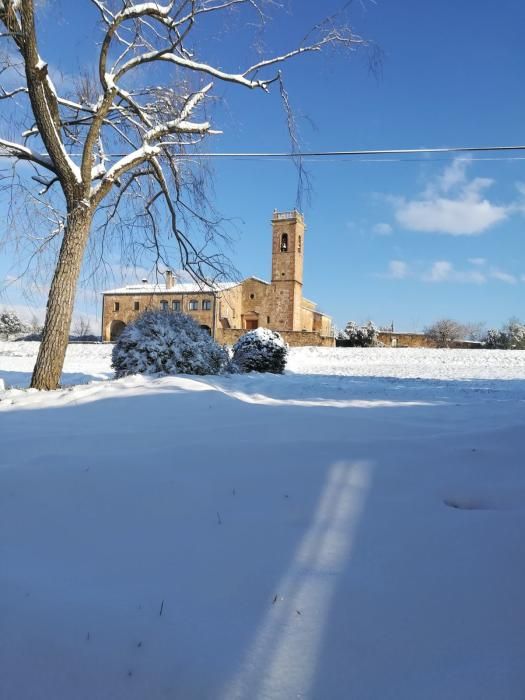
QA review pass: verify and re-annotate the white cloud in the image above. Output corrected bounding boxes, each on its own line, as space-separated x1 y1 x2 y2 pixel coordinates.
372 222 392 236
396 195 507 235
462 269 487 285
489 269 517 285
384 257 519 286
393 158 510 235
423 260 453 282
420 260 520 285
386 260 409 279
435 158 469 193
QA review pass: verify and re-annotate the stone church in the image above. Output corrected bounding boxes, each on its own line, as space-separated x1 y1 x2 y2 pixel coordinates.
102 210 334 346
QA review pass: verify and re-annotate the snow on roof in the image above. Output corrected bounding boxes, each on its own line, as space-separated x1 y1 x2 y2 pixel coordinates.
302 297 317 309
245 276 271 285
103 281 241 295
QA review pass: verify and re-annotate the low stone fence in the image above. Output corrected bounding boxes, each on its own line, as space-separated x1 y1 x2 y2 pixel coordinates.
337 332 484 349
218 328 335 347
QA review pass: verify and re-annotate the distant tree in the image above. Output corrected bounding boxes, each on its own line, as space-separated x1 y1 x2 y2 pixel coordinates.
0 310 26 339
379 323 395 333
463 322 485 342
424 319 467 348
505 319 525 349
485 319 525 349
484 328 506 349
28 314 43 335
73 317 92 339
342 320 378 347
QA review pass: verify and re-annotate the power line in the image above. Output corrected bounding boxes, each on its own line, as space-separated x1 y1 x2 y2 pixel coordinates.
180 144 525 159
4 143 525 162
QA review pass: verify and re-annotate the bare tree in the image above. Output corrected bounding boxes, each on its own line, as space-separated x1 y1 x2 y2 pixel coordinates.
463 321 485 342
73 316 93 338
424 319 468 348
0 1 366 389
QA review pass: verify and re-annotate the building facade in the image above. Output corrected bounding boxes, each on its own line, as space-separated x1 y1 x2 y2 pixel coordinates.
102 210 334 346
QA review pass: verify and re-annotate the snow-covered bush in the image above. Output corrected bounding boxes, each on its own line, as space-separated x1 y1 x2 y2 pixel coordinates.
484 320 525 349
506 321 525 349
232 328 288 373
0 311 26 339
341 320 378 347
484 328 507 349
112 311 228 378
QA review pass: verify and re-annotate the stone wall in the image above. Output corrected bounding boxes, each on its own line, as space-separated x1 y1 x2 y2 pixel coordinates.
337 332 484 349
376 332 434 348
217 327 335 347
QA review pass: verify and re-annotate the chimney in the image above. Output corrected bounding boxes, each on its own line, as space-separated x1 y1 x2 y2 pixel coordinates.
165 270 175 290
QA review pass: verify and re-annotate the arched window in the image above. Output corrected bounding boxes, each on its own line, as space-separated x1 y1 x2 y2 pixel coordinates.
298 235 302 253
188 300 198 311
280 233 288 252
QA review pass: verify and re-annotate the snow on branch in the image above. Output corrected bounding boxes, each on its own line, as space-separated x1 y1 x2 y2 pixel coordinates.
0 138 56 172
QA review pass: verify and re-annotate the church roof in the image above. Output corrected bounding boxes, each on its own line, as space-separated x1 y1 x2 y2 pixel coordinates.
103 280 240 295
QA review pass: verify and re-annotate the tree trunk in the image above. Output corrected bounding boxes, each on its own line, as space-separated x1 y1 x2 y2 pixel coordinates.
30 204 92 390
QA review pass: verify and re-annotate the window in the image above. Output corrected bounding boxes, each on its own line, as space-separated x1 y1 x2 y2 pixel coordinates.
172 300 181 312
298 235 302 253
267 316 270 324
160 300 168 311
250 293 255 300
134 301 140 311
188 300 198 311
280 233 288 252
202 300 211 311
113 301 120 312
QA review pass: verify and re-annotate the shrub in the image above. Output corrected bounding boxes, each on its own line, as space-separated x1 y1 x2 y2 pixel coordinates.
0 310 27 339
484 328 508 349
112 311 228 378
232 327 287 373
341 320 378 347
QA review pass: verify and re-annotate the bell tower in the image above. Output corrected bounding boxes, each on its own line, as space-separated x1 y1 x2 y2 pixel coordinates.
271 210 305 331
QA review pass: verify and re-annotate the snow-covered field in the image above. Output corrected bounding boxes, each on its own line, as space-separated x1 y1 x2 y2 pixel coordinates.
1 342 525 699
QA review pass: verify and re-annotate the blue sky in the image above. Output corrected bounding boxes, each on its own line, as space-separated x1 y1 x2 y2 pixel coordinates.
0 0 524 332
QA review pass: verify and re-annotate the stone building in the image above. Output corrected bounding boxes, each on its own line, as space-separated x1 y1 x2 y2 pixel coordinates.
101 210 334 346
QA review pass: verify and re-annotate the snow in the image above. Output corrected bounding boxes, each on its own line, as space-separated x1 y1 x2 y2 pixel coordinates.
97 143 161 188
1 342 525 699
103 280 240 295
